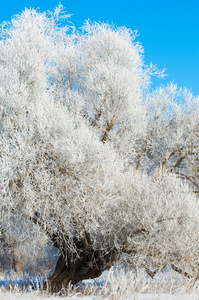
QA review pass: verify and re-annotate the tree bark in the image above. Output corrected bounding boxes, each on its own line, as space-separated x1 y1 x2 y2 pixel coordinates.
44 251 103 293
44 237 116 293
101 120 114 143
30 212 117 293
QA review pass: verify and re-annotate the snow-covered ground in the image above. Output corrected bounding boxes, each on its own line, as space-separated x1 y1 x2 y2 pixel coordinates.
1 292 199 300
1 267 199 299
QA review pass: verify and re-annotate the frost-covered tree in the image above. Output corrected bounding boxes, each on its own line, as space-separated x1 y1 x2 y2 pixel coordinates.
134 85 199 186
0 6 199 292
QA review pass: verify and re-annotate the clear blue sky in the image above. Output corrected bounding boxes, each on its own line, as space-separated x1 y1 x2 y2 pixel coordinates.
0 0 199 95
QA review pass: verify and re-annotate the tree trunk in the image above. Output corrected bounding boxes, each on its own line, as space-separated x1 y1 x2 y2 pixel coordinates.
43 232 116 293
44 251 103 293
30 213 116 293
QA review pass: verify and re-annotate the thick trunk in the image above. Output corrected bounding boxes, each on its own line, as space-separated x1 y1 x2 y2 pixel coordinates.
43 232 116 293
44 243 116 293
44 251 103 293
30 213 116 293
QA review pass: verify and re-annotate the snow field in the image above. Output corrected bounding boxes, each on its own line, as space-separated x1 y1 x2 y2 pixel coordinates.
1 267 199 299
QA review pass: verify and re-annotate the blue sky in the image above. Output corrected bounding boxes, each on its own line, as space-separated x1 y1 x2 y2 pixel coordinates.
0 0 199 95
